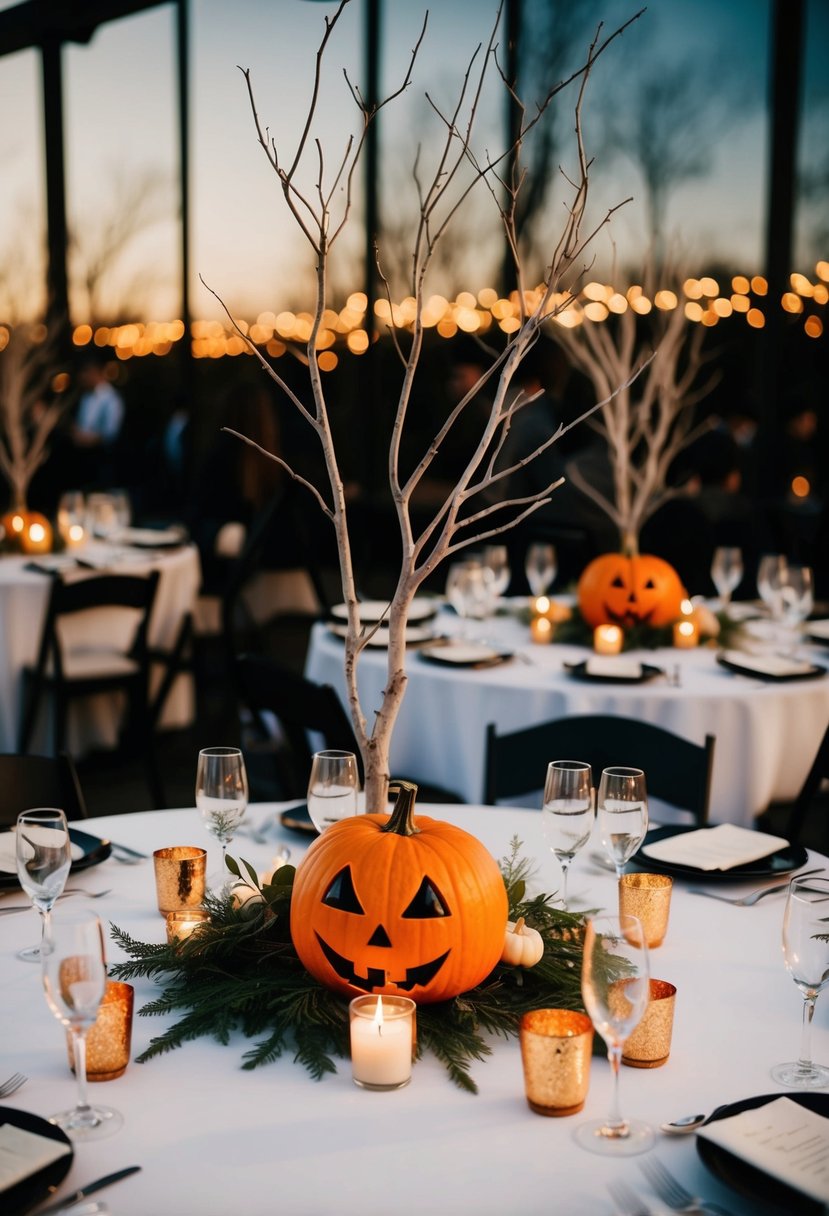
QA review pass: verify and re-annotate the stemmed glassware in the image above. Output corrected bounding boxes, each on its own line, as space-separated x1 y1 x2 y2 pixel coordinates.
15 808 72 963
482 544 511 603
756 553 789 621
597 767 649 879
525 542 557 598
307 750 360 833
41 906 123 1139
770 875 829 1088
778 564 814 655
710 546 743 609
196 747 249 891
541 761 594 907
445 558 493 638
575 913 653 1155
57 492 86 547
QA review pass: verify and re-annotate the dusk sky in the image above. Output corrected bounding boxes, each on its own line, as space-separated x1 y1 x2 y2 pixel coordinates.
0 0 826 322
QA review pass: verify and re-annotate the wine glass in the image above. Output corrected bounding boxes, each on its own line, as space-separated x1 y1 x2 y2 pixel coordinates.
771 875 829 1088
541 761 594 907
525 542 557 598
575 913 653 1155
482 544 511 601
597 767 649 879
778 564 814 654
41 906 123 1139
15 808 72 963
445 558 492 638
57 491 86 547
710 546 743 609
195 747 249 891
756 553 788 620
307 750 360 833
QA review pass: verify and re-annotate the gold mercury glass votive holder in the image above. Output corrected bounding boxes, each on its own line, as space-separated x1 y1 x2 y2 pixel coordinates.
166 908 211 943
349 995 417 1091
67 980 134 1082
519 1009 594 1116
153 846 207 916
619 872 673 948
622 979 677 1068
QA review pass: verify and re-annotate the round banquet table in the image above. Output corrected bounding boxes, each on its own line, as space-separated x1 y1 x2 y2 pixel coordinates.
305 609 829 827
0 540 201 756
3 802 828 1216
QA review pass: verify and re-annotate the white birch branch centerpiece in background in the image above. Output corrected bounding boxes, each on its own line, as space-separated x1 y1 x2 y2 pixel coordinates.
210 0 644 809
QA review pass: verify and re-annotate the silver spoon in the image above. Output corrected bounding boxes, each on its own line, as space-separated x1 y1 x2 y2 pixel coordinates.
660 1113 706 1135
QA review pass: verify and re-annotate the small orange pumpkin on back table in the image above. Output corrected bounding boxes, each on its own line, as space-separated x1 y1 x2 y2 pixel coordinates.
577 552 685 629
290 781 508 1005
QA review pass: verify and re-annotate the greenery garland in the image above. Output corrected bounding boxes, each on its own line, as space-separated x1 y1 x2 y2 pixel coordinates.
110 840 593 1094
509 600 746 651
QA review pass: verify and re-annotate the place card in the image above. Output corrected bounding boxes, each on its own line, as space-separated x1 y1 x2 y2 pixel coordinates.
697 1097 829 1204
583 656 643 679
718 650 819 678
0 831 83 874
0 1123 71 1190
641 824 789 871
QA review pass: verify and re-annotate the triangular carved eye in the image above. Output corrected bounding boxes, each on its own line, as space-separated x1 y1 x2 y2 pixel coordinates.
611 575 625 588
322 866 364 914
644 578 656 589
402 877 450 919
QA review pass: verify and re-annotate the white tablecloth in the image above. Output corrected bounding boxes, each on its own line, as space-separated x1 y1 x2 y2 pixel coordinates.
2 803 827 1216
0 542 201 755
305 611 829 826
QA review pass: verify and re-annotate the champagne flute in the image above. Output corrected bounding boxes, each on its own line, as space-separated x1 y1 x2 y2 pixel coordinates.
307 750 360 833
42 906 122 1139
525 542 557 598
196 746 249 891
15 808 72 963
597 767 649 879
541 761 594 907
575 913 653 1155
710 546 743 609
771 875 829 1088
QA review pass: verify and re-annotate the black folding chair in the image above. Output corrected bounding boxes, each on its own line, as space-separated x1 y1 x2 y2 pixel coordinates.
0 752 87 827
785 720 829 844
484 714 715 823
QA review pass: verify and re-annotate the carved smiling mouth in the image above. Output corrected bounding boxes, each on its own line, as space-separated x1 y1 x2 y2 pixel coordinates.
604 603 654 627
316 932 450 992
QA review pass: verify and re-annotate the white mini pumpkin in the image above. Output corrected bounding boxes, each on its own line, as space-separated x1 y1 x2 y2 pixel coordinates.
500 917 544 968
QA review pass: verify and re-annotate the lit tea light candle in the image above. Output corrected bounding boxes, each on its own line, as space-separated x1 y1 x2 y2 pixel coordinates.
594 624 623 655
166 909 210 943
530 615 552 644
533 595 551 616
673 599 698 649
349 994 415 1090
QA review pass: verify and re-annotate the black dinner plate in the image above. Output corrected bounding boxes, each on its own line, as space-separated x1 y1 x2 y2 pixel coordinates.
634 823 808 882
279 803 316 835
563 660 665 684
697 1092 829 1215
0 1105 73 1216
418 641 513 669
0 827 112 891
716 653 827 682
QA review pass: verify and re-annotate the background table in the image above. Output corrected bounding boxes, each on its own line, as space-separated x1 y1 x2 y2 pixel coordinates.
3 803 827 1216
305 610 829 826
0 542 201 755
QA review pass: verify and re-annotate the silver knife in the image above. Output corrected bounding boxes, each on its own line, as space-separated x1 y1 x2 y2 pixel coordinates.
37 1165 141 1215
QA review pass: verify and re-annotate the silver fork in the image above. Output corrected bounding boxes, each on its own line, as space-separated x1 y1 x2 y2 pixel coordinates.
0 1071 27 1098
61 888 112 900
608 1179 655 1216
687 866 823 907
640 1156 735 1216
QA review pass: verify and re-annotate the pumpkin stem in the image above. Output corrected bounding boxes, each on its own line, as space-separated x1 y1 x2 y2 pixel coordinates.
621 529 639 557
514 916 525 935
381 780 420 837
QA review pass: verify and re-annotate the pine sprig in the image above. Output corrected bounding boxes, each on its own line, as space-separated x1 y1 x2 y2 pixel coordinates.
111 845 598 1091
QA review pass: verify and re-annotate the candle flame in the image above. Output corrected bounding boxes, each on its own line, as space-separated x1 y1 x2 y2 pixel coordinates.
373 994 384 1033
680 598 693 616
678 620 694 637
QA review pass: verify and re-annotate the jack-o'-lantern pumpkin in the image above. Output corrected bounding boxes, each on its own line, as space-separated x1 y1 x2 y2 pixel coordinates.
0 506 53 554
290 781 508 1004
577 552 685 628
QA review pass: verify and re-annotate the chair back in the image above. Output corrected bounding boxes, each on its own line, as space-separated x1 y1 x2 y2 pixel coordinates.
0 752 87 827
235 652 363 799
785 719 829 843
484 714 715 823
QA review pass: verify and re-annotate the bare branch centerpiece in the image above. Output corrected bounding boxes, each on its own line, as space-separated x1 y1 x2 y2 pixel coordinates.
210 0 643 809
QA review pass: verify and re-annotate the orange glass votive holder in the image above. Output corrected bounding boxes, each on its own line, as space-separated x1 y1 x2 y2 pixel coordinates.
67 980 134 1081
519 1009 593 1116
153 846 206 916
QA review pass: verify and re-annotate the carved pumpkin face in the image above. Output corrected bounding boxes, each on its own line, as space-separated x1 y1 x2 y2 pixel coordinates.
290 809 508 1005
577 552 685 628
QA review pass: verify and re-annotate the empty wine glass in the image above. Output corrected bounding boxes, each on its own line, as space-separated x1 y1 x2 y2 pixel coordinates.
57 491 86 547
778 564 814 654
756 553 788 620
710 546 743 609
541 761 594 907
445 558 493 637
597 767 649 879
771 875 829 1088
196 747 249 891
482 544 511 601
307 750 360 833
575 913 653 1155
42 906 123 1139
525 542 557 598
15 808 72 963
